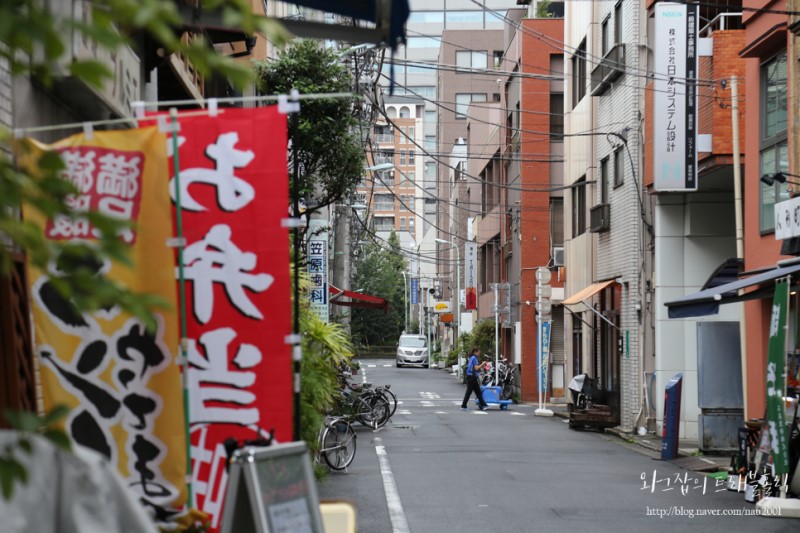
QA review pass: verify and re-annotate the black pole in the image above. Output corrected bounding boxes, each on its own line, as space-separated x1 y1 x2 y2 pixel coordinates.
291 110 301 442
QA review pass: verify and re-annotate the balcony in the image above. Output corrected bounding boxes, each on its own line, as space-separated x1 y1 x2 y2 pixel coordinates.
590 44 625 97
589 204 610 233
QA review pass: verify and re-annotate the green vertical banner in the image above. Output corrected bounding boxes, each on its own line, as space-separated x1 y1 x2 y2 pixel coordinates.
767 279 789 475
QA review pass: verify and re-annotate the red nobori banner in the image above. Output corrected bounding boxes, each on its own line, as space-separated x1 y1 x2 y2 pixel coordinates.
165 107 291 529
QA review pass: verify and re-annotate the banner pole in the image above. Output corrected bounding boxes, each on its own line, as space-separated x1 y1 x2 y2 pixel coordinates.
291 110 302 443
169 108 194 508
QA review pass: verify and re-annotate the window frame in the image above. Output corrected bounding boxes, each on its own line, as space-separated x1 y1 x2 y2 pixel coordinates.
614 147 625 188
571 39 587 108
600 157 609 204
572 176 587 238
759 51 789 233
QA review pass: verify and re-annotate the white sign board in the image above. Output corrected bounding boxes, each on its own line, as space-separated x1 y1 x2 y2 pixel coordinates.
653 3 698 191
774 196 800 240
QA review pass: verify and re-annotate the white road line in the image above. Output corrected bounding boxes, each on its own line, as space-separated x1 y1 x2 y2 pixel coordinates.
383 364 392 367
375 439 411 533
473 411 487 415
435 411 448 415
367 364 377 368
396 410 412 415
509 412 525 416
420 401 434 407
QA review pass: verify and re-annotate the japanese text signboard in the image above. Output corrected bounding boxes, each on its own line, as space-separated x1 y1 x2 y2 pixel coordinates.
653 2 698 191
306 219 329 323
22 127 187 523
168 107 292 530
766 280 789 475
465 241 477 310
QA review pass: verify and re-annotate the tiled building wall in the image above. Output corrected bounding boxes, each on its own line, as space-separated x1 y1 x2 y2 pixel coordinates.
593 0 644 431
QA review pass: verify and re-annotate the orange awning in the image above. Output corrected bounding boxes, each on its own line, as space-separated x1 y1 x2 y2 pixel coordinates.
562 280 616 306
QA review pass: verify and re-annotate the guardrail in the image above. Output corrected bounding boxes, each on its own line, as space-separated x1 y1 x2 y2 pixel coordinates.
353 346 396 359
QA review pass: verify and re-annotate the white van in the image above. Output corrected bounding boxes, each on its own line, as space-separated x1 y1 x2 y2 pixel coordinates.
396 334 429 368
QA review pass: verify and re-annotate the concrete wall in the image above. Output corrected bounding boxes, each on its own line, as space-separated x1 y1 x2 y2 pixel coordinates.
653 195 737 440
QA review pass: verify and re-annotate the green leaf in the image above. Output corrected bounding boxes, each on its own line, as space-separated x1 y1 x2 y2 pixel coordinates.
69 60 112 89
2 409 40 433
43 429 72 451
40 404 70 426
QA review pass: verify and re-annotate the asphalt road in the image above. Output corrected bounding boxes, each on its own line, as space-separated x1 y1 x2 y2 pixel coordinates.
316 359 800 533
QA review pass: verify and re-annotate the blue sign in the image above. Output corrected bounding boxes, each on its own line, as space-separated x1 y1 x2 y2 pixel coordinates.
410 278 419 305
539 321 551 393
661 373 683 460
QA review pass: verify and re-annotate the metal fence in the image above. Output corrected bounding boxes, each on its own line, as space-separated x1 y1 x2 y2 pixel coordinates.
353 345 396 359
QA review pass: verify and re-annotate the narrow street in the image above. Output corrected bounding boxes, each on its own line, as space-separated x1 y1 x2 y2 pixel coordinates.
318 361 799 533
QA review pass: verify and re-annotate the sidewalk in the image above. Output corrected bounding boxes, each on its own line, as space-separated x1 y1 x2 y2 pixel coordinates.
548 404 731 471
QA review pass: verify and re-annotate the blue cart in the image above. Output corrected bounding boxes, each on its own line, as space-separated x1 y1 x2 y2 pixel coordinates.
474 385 512 410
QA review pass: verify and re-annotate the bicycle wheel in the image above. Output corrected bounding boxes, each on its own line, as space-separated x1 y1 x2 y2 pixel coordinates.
380 387 398 418
321 420 357 470
355 394 390 428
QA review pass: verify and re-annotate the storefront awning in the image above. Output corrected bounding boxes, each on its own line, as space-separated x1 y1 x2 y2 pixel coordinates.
329 285 389 313
664 262 800 319
562 280 616 305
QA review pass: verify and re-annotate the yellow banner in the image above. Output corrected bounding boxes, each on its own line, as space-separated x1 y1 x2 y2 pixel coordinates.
21 126 186 516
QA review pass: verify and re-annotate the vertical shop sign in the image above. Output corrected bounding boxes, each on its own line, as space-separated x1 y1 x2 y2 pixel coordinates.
653 2 698 191
766 279 789 475
306 219 329 323
167 107 291 530
410 277 419 305
465 241 478 310
21 127 187 521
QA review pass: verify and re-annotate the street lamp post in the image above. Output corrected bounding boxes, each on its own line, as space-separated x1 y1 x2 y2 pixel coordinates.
436 238 461 375
400 270 408 333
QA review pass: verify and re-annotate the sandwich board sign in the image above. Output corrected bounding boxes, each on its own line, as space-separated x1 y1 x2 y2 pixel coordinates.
220 442 324 533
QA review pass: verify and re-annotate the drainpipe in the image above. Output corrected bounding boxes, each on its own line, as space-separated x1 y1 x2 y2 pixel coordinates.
731 76 748 420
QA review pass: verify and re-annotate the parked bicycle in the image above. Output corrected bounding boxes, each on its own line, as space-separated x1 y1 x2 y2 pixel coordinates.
333 375 391 429
317 415 357 471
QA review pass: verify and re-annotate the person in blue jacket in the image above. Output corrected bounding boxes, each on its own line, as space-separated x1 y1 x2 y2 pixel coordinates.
461 347 488 411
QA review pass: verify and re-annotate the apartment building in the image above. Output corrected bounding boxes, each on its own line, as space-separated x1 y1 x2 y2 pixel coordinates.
564 0 647 432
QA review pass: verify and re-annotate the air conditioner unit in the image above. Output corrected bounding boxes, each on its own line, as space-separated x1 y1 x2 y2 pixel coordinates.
589 203 610 233
553 246 565 267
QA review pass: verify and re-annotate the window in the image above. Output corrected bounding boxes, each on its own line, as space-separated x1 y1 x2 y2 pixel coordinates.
493 51 503 68
407 37 440 48
614 2 623 45
399 106 411 118
446 11 482 24
571 39 587 108
408 11 443 23
425 110 436 125
425 162 436 178
550 94 564 136
400 217 407 230
455 50 487 70
399 150 407 165
374 194 394 211
550 198 564 247
601 17 610 56
407 171 415 182
424 135 436 151
409 150 415 165
486 12 505 28
600 157 609 204
373 216 395 231
455 93 487 119
376 149 394 166
406 86 435 99
614 147 625 187
409 218 415 231
572 176 587 237
407 126 415 141
759 51 788 232
386 107 397 119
